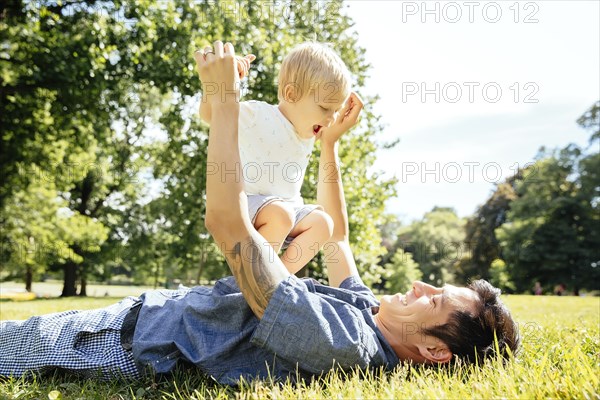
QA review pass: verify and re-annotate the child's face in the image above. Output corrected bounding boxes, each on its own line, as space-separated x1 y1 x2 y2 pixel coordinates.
285 86 348 140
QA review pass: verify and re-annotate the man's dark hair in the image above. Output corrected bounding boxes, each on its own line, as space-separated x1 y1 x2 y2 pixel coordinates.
422 279 520 364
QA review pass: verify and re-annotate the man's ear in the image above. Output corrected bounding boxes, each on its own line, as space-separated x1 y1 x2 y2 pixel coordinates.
416 343 452 364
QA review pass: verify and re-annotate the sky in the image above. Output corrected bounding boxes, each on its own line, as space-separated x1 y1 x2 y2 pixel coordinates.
343 0 599 223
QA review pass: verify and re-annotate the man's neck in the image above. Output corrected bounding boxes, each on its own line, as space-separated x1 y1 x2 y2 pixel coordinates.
373 313 426 363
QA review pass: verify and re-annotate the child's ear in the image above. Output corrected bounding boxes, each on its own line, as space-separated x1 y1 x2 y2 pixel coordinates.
416 343 452 364
283 84 298 103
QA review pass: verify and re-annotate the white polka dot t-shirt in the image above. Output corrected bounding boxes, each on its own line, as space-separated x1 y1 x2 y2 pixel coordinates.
238 101 315 204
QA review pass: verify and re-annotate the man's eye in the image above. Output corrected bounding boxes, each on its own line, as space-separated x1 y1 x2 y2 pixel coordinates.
320 106 328 111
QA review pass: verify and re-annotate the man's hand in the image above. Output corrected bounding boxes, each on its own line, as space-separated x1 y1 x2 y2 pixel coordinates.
318 92 364 144
197 51 255 124
194 41 241 105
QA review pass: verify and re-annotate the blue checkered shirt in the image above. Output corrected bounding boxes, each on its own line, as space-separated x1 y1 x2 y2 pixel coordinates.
0 297 139 380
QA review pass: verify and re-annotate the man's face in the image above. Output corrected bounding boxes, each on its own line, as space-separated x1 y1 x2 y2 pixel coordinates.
378 281 480 345
286 86 348 140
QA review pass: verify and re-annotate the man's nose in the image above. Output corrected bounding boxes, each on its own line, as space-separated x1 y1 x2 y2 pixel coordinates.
412 281 440 298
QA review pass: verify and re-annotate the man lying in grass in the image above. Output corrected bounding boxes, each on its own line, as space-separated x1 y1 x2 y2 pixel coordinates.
0 41 520 385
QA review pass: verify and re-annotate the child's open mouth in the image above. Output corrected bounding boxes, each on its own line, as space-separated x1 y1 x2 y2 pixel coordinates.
313 125 322 136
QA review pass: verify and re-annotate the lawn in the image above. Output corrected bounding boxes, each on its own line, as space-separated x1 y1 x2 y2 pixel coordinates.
0 293 598 399
0 281 158 300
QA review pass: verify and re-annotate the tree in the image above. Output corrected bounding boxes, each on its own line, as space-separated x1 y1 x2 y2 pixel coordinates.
1 0 398 293
384 248 422 294
395 207 466 286
576 100 599 144
1 181 107 291
461 101 599 293
376 212 405 275
1 0 133 293
143 0 398 286
455 178 518 284
488 259 515 292
496 137 599 293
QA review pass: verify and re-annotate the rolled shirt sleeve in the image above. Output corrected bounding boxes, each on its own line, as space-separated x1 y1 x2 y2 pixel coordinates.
250 276 384 374
338 275 380 304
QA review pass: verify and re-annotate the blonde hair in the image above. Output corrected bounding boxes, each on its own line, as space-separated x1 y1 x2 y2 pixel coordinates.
277 42 352 103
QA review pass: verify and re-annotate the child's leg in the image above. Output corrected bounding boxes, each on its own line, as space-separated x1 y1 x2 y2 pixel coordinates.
280 209 334 275
253 201 295 253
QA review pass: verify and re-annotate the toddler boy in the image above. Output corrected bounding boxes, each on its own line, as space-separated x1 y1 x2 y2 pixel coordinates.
198 42 351 274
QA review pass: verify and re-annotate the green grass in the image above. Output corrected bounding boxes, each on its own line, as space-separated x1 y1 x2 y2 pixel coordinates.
1 294 599 399
1 280 157 299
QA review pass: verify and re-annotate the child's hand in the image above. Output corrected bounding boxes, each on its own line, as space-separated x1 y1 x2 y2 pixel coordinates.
318 92 364 144
236 54 256 79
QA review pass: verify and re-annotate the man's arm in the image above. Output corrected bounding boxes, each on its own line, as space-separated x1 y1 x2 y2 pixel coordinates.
196 41 289 318
199 100 212 125
317 93 364 287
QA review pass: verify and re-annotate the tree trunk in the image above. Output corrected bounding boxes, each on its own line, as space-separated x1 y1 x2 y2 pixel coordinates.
153 261 160 289
79 273 87 296
196 260 204 285
196 245 205 285
25 266 32 292
61 261 78 297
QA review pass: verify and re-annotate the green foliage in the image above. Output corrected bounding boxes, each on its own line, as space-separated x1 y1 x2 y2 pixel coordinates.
459 102 599 292
2 181 107 289
384 249 422 294
1 1 396 291
455 181 517 284
489 258 515 292
576 100 599 144
1 0 159 294
496 143 600 292
395 207 466 286
1 294 598 398
137 0 397 286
